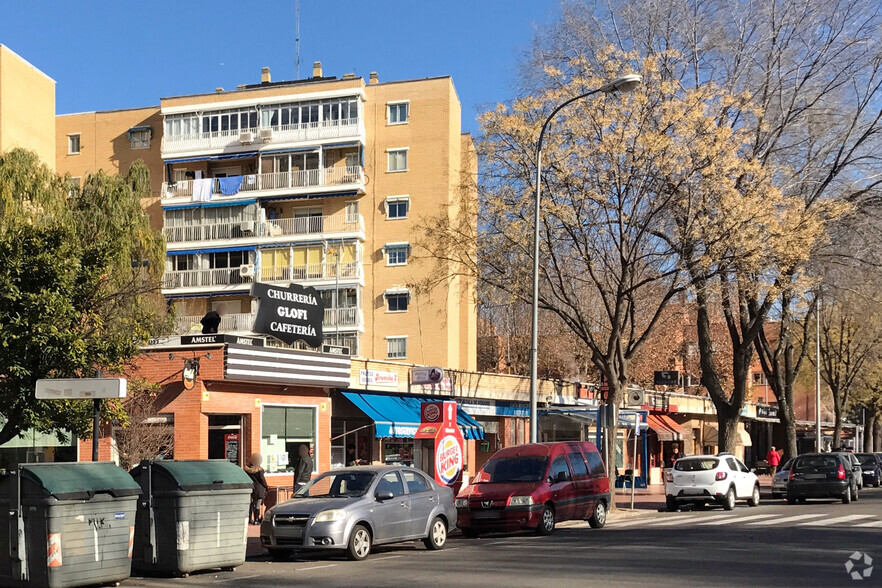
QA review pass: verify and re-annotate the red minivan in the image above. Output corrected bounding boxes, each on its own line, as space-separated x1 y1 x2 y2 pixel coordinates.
455 441 610 536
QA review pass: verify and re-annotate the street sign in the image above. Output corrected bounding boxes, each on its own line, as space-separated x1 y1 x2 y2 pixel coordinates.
411 367 445 385
322 344 351 356
654 370 680 386
35 378 127 399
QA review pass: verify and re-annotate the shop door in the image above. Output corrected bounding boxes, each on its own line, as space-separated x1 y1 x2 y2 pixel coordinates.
208 414 243 465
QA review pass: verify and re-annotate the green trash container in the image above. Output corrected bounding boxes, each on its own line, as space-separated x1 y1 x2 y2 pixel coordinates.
129 459 252 576
0 462 141 588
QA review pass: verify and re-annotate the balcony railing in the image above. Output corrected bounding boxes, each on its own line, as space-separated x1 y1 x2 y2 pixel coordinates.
174 307 361 334
162 166 364 201
163 261 362 291
163 214 364 244
161 119 362 155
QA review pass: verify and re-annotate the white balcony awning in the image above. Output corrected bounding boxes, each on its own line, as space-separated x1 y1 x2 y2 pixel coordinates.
384 287 410 297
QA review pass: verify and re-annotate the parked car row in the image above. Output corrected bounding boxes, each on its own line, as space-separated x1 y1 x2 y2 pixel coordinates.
260 441 611 561
664 453 761 511
770 452 882 503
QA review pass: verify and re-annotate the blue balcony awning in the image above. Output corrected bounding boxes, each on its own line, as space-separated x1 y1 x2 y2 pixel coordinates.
261 190 359 203
162 198 257 211
341 391 484 440
164 151 259 164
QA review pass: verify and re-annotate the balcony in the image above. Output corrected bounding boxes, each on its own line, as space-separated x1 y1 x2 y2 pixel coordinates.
164 213 365 246
162 166 365 203
161 119 363 157
162 261 363 294
174 307 362 335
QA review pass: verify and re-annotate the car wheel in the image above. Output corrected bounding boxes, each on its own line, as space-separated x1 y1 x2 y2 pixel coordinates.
267 548 289 561
588 501 607 529
347 524 372 561
853 484 859 501
797 497 806 503
771 492 781 499
747 485 760 507
535 505 555 535
874 480 880 488
842 485 852 505
786 494 797 505
665 497 678 512
461 527 480 539
423 517 447 550
722 487 736 511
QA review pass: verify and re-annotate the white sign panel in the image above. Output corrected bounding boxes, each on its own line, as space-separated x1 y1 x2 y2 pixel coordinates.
35 378 127 400
359 370 399 388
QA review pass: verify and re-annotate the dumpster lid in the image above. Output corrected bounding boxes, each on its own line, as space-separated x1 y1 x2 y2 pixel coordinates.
21 462 141 500
132 460 253 491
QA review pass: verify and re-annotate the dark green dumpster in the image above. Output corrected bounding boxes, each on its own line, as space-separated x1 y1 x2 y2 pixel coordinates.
0 462 141 588
129 460 252 576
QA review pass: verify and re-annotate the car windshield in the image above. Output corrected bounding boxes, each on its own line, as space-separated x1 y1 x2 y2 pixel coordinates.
794 455 839 472
474 456 549 483
294 471 376 498
674 458 718 472
857 454 877 467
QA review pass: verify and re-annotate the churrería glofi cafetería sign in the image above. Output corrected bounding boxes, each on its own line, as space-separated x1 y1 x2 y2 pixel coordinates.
250 282 324 348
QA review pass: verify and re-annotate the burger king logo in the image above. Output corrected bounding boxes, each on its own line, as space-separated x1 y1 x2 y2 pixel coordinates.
423 403 441 422
435 435 463 485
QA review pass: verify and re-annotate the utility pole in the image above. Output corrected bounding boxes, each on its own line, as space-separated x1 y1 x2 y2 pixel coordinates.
816 295 822 452
295 0 301 79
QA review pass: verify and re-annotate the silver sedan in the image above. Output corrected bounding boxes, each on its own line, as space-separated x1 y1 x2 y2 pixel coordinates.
260 465 456 561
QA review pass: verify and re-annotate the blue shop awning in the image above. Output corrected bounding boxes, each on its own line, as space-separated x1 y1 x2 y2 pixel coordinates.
341 391 484 440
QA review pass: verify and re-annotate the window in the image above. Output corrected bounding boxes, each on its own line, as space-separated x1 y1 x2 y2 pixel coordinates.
476 456 548 483
674 458 719 471
377 471 405 497
726 457 739 471
567 453 590 478
345 201 360 224
387 336 407 359
208 250 246 269
388 102 409 124
585 450 606 477
549 456 571 482
67 177 81 199
403 470 430 493
128 128 151 149
67 134 81 155
386 196 409 219
387 293 408 312
386 245 408 266
170 254 195 272
260 405 317 474
387 148 408 172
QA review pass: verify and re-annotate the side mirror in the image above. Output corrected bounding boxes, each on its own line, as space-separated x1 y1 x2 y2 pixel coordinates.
375 490 394 502
750 468 756 473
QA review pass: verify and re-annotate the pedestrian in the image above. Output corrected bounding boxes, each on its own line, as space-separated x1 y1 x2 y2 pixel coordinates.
766 446 781 478
346 445 358 467
294 444 313 491
669 444 684 467
244 452 269 525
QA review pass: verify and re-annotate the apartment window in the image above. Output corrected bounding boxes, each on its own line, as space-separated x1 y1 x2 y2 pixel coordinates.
208 250 247 269
128 127 151 149
386 196 409 219
387 336 407 359
345 201 360 224
387 149 408 172
260 406 317 474
67 134 81 155
387 102 409 124
67 177 81 199
170 254 195 272
387 294 409 312
385 244 409 266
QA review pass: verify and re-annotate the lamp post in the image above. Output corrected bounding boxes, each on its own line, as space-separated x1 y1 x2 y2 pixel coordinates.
529 74 643 444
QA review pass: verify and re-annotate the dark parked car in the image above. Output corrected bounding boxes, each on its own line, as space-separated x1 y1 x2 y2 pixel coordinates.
787 453 858 504
260 466 456 561
836 452 864 490
771 458 794 499
855 453 882 488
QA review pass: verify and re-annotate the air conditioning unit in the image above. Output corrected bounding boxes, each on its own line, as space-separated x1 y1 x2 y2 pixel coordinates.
239 264 255 278
239 221 255 235
238 131 254 145
259 128 274 142
626 389 645 407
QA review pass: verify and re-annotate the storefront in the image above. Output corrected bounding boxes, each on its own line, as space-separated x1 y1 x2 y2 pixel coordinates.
0 428 77 471
458 399 530 471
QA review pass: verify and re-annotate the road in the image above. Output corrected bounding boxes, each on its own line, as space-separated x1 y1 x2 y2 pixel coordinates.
128 487 882 587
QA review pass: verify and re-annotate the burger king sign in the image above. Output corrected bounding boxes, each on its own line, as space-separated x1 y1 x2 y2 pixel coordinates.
417 401 466 487
435 435 464 485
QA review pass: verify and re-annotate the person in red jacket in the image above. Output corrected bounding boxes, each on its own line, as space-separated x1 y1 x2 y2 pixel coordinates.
766 446 781 478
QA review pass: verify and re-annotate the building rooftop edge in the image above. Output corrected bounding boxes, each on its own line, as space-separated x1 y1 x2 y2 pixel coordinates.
0 44 56 84
56 104 160 117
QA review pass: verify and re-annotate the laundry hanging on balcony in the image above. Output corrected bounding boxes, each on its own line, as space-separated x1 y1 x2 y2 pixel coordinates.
218 175 244 195
192 178 213 202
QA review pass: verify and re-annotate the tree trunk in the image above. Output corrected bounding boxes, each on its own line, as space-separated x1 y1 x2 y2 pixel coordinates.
831 386 843 449
603 380 623 512
777 389 799 460
717 403 740 453
874 414 882 453
864 412 875 453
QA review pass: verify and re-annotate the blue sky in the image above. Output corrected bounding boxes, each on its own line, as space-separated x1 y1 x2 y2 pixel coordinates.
0 0 560 133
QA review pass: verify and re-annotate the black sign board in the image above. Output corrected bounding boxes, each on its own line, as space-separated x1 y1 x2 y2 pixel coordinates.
654 370 680 387
322 344 351 356
251 282 324 347
181 334 264 346
757 404 779 420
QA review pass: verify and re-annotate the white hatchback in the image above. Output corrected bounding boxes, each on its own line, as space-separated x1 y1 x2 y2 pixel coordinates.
664 454 760 511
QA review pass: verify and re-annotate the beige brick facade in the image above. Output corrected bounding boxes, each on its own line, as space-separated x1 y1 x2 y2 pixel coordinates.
0 45 56 169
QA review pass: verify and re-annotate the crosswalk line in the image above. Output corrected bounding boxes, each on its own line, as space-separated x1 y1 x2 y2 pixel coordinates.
643 513 736 527
697 513 777 526
798 514 876 527
854 520 882 528
748 514 826 526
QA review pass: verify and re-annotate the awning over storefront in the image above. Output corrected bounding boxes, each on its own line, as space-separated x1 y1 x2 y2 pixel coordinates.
341 391 484 440
703 424 752 447
647 414 690 443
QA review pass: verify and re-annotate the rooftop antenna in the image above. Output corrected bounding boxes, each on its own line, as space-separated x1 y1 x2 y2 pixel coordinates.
295 0 301 79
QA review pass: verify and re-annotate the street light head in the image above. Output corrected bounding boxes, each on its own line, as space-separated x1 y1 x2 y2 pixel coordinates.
600 74 643 94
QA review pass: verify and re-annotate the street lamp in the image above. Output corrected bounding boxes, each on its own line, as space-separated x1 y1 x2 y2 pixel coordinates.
528 74 643 444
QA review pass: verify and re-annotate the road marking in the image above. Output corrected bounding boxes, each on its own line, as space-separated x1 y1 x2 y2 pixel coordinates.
798 514 876 527
854 520 882 528
697 513 777 526
643 513 736 527
748 514 825 526
297 564 338 571
214 574 261 583
372 555 403 561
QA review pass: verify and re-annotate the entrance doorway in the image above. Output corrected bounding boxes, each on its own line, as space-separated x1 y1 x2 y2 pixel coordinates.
208 414 244 465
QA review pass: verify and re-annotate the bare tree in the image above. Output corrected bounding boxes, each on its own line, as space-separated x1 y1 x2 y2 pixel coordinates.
112 380 174 470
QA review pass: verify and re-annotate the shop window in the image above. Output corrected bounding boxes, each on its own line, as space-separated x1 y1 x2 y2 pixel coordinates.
261 405 317 474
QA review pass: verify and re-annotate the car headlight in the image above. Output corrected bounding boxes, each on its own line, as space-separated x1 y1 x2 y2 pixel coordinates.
313 509 347 523
508 496 534 506
455 498 469 508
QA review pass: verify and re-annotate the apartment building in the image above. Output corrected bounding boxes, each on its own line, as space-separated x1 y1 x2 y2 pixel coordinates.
0 45 56 169
55 62 477 370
